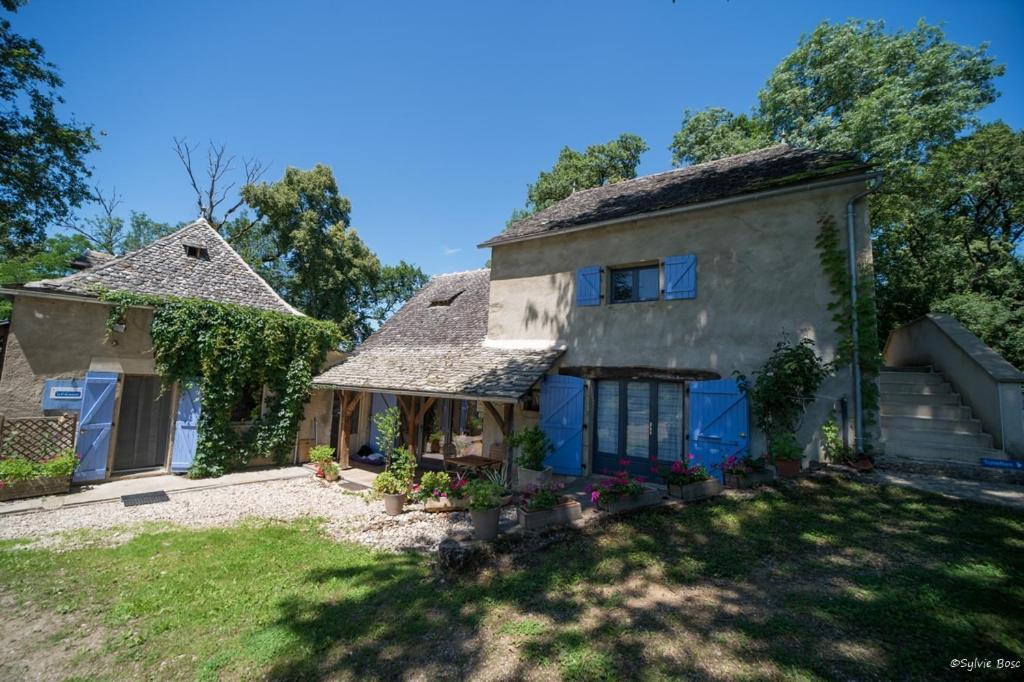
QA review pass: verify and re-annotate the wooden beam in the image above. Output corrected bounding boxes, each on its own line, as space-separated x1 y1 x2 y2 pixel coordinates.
405 396 418 452
338 391 351 470
482 401 505 434
415 396 437 424
503 403 513 437
343 391 360 418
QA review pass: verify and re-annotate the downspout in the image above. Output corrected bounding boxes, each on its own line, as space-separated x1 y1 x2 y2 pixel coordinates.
846 174 883 451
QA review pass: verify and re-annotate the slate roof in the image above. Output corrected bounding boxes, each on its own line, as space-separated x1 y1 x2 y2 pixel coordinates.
481 144 869 246
26 219 299 315
70 249 115 270
313 269 562 400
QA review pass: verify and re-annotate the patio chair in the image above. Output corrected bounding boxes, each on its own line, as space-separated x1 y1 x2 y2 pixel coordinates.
441 442 458 471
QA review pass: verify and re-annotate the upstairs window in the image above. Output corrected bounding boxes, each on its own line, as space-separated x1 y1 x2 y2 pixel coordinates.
610 264 659 303
183 243 209 259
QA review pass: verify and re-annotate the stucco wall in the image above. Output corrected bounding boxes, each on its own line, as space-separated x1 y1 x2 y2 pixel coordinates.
0 294 156 419
487 181 875 461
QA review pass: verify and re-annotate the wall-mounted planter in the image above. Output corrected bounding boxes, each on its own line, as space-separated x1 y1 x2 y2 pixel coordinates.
724 470 775 489
516 466 552 492
667 478 722 502
597 487 662 513
423 496 470 512
517 497 583 531
0 476 71 502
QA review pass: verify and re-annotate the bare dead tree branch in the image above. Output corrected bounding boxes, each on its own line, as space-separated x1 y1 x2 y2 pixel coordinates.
173 137 265 237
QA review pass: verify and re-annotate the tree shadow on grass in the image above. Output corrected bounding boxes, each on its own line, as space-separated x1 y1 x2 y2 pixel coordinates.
264 475 1024 680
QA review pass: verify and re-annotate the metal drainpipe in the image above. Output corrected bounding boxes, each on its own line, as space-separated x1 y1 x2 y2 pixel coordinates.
846 174 883 452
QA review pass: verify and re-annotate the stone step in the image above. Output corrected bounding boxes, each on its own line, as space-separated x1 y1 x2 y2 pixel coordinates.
883 382 954 396
881 428 993 449
881 415 982 434
875 455 1024 485
880 438 1003 463
880 402 973 420
883 365 934 373
879 372 944 386
881 392 961 406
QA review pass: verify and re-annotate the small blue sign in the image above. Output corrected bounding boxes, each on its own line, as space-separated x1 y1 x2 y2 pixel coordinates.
42 378 86 412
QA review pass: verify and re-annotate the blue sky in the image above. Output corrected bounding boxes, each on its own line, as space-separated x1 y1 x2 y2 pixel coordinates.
12 0 1024 275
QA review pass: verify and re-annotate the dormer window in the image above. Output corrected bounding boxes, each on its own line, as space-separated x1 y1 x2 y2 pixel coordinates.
429 290 463 307
183 243 209 260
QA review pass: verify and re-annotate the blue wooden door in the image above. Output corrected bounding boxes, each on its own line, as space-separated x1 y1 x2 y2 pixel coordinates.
171 383 201 473
539 375 584 475
689 379 750 481
73 372 119 482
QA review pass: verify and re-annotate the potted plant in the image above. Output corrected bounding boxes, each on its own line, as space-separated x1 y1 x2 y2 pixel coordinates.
373 471 408 515
429 430 445 454
661 456 722 501
308 445 339 482
718 455 774 489
466 479 503 541
770 431 803 478
0 448 78 502
481 466 514 506
517 482 582 530
413 470 469 511
587 470 662 513
507 426 554 491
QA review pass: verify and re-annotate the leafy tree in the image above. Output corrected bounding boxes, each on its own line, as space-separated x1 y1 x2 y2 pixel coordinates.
518 133 648 216
122 211 177 252
1 1 99 256
667 19 1017 363
0 233 90 318
240 165 383 341
368 261 429 328
62 186 177 255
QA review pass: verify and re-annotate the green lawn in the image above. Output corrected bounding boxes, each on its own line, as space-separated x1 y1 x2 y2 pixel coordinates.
1 475 1022 680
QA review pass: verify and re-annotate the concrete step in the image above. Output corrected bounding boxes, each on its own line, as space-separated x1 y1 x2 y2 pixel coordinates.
880 439 1007 465
880 402 973 420
875 455 1024 485
881 392 961 406
879 371 944 386
881 415 982 434
881 428 993 449
883 382 954 396
883 365 933 373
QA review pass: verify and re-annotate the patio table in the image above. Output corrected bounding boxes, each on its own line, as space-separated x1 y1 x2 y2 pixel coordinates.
446 455 503 473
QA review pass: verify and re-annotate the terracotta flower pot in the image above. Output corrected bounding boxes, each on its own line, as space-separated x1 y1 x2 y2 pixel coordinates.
383 493 407 516
774 458 801 479
470 507 500 540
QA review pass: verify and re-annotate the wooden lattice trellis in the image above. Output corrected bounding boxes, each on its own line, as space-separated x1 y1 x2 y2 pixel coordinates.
0 415 78 462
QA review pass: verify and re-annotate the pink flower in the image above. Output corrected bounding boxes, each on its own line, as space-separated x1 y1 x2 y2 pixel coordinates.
591 491 600 504
670 461 683 474
618 458 629 466
636 475 646 483
688 453 696 460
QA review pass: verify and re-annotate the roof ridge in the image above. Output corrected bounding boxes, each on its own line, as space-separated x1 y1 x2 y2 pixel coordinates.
429 267 490 279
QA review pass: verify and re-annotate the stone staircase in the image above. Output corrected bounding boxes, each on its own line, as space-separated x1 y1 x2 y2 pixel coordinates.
878 366 1016 481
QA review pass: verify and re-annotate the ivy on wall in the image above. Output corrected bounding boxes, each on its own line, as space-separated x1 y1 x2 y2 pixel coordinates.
98 291 342 477
815 212 882 439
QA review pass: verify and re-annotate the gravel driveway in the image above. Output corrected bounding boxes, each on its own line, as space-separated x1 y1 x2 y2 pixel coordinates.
0 478 516 553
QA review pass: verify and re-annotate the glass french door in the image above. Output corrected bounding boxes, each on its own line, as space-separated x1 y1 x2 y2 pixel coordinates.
593 379 686 480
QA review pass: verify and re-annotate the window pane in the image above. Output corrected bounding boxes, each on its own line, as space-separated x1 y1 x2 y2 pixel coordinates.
638 266 659 301
626 382 650 458
611 270 634 302
596 381 619 453
657 383 684 461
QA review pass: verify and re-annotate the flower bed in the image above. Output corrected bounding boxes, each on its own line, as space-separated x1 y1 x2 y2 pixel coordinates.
661 456 722 502
413 471 469 513
588 471 662 513
0 449 78 502
717 454 775 489
518 483 582 530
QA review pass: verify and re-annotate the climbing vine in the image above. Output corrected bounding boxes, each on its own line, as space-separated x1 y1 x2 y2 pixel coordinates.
98 291 342 477
815 212 882 437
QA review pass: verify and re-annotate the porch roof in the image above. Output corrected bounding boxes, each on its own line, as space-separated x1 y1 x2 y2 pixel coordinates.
312 268 562 401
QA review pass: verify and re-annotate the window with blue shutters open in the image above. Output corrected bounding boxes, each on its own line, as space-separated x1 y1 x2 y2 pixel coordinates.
577 255 696 306
576 266 602 306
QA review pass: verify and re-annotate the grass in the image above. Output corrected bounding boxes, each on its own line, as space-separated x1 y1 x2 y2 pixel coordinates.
1 476 1022 680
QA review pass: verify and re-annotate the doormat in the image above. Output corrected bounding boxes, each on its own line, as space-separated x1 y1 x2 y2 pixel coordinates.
339 481 369 492
121 491 171 507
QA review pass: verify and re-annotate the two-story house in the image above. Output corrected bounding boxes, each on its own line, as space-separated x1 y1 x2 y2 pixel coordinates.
312 145 877 479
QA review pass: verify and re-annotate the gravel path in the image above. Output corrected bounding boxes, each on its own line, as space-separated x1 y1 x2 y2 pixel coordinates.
0 478 517 553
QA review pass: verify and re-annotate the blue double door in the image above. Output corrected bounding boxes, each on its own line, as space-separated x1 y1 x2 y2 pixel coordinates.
593 378 749 481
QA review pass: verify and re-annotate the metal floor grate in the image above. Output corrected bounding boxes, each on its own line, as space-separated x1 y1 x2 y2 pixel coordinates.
121 491 171 507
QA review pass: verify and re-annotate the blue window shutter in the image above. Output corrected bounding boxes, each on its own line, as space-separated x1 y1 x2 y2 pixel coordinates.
171 383 202 473
576 266 601 306
664 255 697 299
73 372 119 482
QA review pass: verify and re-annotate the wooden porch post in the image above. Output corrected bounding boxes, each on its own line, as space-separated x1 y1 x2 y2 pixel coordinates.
338 390 360 470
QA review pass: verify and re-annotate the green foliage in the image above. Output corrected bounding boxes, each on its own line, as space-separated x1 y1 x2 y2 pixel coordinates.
307 446 335 465
367 261 429 331
372 406 401 461
816 212 882 428
516 134 648 217
387 446 416 491
0 7 99 256
465 479 503 511
0 233 89 284
412 470 451 502
933 292 1024 371
371 470 407 496
0 448 77 482
521 483 562 512
768 432 802 461
97 291 341 477
506 426 553 472
821 416 852 463
737 337 829 448
670 108 772 166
